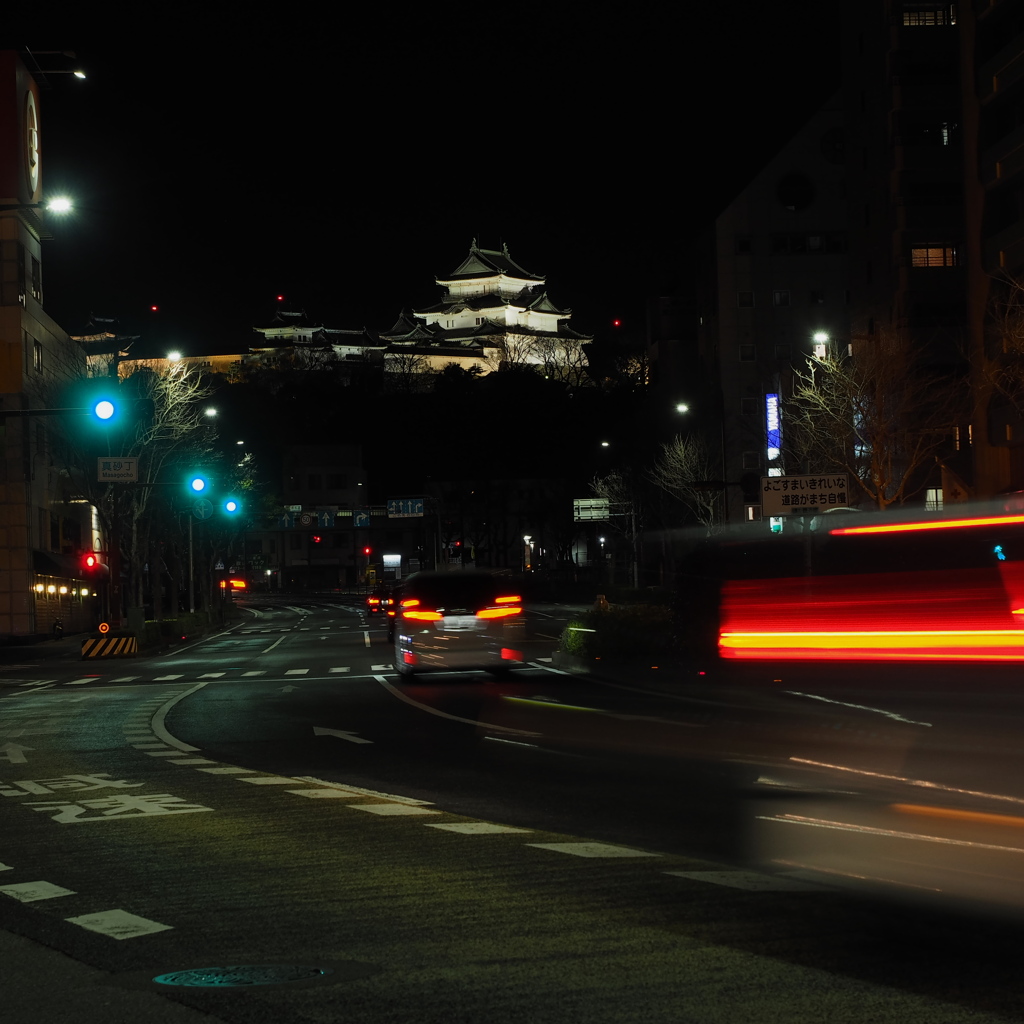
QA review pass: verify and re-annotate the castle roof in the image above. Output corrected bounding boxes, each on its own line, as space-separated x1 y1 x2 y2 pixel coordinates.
437 240 544 285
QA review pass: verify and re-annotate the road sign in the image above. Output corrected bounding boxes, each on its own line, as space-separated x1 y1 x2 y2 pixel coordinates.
573 498 610 522
192 498 213 520
98 622 110 634
760 474 850 516
387 498 424 518
353 508 371 528
97 458 138 482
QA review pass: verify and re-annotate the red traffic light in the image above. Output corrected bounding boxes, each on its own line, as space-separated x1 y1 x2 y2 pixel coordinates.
363 546 372 556
312 535 322 544
82 553 99 570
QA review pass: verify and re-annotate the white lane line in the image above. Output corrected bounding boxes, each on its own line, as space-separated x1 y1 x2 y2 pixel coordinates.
261 637 285 654
153 675 184 681
235 777 296 785
110 677 140 682
150 683 205 752
291 777 433 805
168 758 216 765
242 671 265 677
199 672 225 678
0 864 13 872
329 667 350 673
197 767 255 774
0 881 76 902
426 823 532 835
349 804 442 817
285 668 308 676
664 870 829 892
286 788 366 799
527 843 660 859
372 675 540 736
66 909 172 939
66 677 98 686
363 631 370 647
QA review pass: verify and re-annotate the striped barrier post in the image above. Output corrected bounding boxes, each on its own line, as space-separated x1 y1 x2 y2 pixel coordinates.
81 632 139 659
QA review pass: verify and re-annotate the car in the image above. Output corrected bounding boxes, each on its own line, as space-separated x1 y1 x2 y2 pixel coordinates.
392 570 525 678
365 585 394 616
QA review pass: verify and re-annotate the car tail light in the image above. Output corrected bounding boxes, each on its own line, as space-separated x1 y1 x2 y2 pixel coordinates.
401 598 420 608
403 609 443 621
368 597 380 606
478 606 521 619
500 648 523 661
495 595 521 604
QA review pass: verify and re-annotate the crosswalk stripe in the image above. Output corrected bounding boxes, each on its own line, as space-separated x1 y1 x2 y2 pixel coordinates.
199 672 225 678
242 671 265 677
111 676 139 682
153 674 184 681
285 668 308 676
67 677 97 685
329 667 350 673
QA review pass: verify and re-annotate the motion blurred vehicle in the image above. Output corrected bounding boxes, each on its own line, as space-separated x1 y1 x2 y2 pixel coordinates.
393 570 524 678
365 585 394 616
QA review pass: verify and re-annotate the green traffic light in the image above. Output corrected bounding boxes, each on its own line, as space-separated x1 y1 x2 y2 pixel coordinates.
189 475 208 493
94 399 117 421
223 498 240 514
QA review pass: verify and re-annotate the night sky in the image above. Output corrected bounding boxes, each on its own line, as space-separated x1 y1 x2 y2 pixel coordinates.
28 9 840 358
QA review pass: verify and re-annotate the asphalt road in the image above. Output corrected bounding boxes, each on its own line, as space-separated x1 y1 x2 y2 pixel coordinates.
2 596 1024 1023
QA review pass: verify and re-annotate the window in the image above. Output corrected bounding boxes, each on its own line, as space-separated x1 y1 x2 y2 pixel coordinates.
773 290 790 307
32 339 42 372
742 451 760 470
739 344 756 362
911 246 958 267
744 504 762 522
809 290 826 305
30 256 41 301
737 291 754 307
925 487 944 511
903 5 955 26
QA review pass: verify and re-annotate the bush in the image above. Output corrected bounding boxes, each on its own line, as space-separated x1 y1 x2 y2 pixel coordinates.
559 604 676 662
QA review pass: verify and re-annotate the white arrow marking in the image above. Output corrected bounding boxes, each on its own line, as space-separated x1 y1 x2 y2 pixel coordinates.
0 743 33 764
279 685 299 692
313 726 373 744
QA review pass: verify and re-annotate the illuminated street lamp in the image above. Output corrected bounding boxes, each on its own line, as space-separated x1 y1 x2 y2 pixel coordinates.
812 331 829 359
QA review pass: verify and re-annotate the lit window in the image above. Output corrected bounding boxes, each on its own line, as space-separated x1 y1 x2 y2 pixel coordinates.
903 5 955 26
33 339 42 372
911 246 958 267
773 290 791 307
925 487 944 511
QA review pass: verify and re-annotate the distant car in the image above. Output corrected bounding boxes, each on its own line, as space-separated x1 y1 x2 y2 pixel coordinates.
365 586 394 616
393 570 525 678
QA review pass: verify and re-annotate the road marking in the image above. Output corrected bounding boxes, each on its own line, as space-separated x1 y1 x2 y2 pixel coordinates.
261 637 285 654
199 672 225 678
242 671 265 677
0 880 76 902
363 631 370 647
131 743 168 749
235 776 296 785
285 668 308 676
313 726 372 744
0 743 33 764
67 677 99 686
291 777 433 805
286 788 367 799
527 843 661 859
329 667 350 673
145 750 183 757
197 766 255 774
426 822 532 835
168 758 216 765
349 804 442 816
664 870 829 892
150 684 204 752
153 675 184 681
0 863 13 872
110 676 139 682
66 909 172 939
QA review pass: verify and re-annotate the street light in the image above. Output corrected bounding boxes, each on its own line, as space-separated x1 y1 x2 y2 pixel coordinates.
676 403 690 414
812 331 829 359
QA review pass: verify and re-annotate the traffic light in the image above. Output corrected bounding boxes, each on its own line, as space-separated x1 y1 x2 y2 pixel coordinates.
82 552 99 571
311 534 322 544
363 546 372 556
223 498 241 515
187 473 209 493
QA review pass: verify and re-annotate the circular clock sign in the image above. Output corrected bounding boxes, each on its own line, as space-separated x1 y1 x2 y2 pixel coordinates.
24 90 39 197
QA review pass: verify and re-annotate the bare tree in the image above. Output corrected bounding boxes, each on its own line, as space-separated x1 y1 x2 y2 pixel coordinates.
786 337 964 510
647 433 721 532
590 470 643 587
383 350 430 393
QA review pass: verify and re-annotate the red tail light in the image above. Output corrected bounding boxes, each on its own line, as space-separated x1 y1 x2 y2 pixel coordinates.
403 610 443 621
478 606 522 619
495 595 521 604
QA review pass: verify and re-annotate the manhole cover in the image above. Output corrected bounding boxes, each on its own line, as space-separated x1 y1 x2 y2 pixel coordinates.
153 964 333 987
